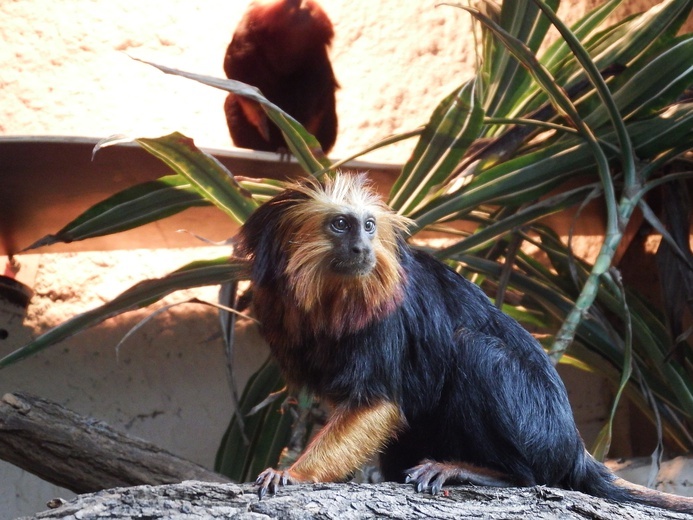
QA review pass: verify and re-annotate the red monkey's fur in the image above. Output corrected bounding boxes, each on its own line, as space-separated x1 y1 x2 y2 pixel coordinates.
223 0 338 153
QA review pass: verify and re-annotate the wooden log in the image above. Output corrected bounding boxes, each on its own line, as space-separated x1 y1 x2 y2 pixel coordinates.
0 392 229 493
19 481 692 520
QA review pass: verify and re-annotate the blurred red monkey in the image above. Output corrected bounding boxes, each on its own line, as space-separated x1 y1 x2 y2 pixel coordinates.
223 0 338 154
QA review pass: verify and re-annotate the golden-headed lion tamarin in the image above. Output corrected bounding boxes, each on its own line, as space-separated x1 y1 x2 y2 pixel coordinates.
223 0 338 154
234 173 693 514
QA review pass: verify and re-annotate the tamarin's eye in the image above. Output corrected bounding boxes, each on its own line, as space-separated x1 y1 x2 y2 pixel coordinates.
364 218 376 234
331 216 349 232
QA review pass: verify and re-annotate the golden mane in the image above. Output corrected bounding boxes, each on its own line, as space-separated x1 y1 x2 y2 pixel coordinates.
278 173 412 335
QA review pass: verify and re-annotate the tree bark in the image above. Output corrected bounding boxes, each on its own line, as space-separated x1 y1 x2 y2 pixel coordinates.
20 480 693 519
0 392 229 493
2 392 690 519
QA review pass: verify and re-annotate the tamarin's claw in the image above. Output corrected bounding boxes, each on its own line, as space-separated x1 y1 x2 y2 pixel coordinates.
254 468 296 499
406 460 449 495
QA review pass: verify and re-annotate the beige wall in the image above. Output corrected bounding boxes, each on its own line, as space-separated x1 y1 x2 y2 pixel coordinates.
4 1 685 164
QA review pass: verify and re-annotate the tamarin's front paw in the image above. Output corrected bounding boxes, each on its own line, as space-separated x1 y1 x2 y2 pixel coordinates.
255 467 300 499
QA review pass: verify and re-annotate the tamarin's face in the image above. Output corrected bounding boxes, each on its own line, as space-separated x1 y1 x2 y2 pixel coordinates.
324 211 377 276
265 174 412 316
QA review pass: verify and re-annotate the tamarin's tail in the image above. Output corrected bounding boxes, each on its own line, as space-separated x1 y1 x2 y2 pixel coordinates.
569 452 693 514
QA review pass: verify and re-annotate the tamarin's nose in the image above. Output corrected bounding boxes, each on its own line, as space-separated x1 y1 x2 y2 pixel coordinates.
350 231 373 257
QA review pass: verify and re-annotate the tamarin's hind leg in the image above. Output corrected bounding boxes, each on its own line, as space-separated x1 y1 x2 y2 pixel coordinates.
405 460 525 495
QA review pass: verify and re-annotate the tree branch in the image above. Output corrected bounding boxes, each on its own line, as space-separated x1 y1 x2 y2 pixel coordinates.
20 480 691 519
0 392 229 493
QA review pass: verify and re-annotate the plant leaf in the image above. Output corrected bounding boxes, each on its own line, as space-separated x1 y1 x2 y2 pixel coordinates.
540 0 622 73
628 102 693 158
390 79 484 214
436 183 599 256
214 358 289 482
412 139 588 228
133 58 330 174
135 133 258 224
389 79 484 214
22 175 209 251
579 0 692 81
591 270 633 461
483 0 560 120
458 0 558 121
0 257 251 368
615 37 693 120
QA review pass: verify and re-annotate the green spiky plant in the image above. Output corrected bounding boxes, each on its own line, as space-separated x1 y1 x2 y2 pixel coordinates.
2 0 693 481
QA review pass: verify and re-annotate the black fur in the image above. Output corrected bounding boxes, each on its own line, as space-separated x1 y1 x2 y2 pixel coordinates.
237 186 689 512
